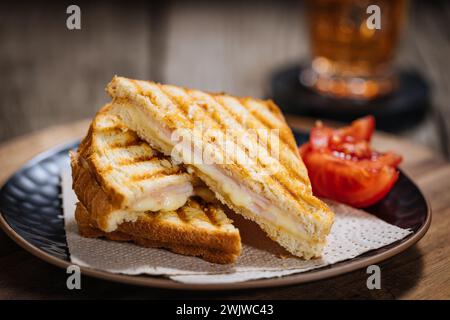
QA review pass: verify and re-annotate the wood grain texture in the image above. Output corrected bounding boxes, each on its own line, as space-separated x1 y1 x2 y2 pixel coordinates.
396 0 450 157
0 117 449 299
0 1 152 142
163 0 307 97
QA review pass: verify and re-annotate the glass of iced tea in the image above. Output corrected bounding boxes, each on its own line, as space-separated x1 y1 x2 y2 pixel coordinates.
302 0 408 100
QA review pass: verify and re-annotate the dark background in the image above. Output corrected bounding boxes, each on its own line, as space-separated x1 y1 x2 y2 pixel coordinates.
0 0 449 157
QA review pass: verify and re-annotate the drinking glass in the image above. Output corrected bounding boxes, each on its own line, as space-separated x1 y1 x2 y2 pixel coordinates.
302 0 408 99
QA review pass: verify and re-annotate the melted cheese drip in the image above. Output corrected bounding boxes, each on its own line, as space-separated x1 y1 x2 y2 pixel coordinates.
130 183 193 212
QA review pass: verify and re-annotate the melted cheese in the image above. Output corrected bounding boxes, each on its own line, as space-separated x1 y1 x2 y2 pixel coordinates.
131 186 193 212
104 210 146 232
197 162 313 239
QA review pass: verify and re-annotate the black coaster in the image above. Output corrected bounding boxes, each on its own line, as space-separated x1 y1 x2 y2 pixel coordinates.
269 65 430 131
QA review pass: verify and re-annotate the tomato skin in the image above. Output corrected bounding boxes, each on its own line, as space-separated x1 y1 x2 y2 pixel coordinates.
299 116 401 208
310 116 375 152
301 149 399 208
339 115 375 142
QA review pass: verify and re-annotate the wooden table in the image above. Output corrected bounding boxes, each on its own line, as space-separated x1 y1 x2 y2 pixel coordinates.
0 118 449 299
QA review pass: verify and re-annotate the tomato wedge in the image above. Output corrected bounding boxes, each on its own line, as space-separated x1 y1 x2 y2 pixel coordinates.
299 116 402 208
338 115 375 142
301 149 399 208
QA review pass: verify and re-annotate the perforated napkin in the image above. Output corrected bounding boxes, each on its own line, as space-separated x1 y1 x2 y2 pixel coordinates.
61 164 411 284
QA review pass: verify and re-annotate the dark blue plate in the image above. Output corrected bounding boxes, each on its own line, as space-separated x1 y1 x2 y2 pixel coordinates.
0 131 431 290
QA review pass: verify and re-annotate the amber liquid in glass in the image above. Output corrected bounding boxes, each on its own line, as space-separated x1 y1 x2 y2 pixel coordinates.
303 0 407 99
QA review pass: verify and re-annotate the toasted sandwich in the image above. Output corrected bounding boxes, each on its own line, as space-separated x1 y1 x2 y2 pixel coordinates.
71 105 241 263
72 104 194 232
106 76 334 259
75 199 240 264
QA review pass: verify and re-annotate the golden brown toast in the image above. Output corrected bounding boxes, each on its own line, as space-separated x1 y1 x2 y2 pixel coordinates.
72 105 241 263
72 105 194 232
75 201 241 264
107 76 334 259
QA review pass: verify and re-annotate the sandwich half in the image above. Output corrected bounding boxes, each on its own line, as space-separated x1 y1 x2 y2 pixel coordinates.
106 76 334 259
72 104 195 232
71 105 241 263
75 200 240 264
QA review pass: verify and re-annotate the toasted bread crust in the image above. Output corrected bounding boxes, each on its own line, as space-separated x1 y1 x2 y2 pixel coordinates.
72 151 241 254
76 121 123 207
71 151 118 232
190 167 327 259
75 203 239 264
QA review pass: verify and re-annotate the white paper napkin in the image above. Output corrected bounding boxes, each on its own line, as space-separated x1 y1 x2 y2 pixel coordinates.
61 163 411 284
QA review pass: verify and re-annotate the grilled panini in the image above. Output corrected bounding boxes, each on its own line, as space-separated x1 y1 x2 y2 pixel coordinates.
71 105 241 263
72 105 194 232
107 76 334 259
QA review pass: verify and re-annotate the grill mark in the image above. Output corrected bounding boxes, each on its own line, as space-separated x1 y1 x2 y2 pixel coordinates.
241 100 295 151
196 96 308 204
97 126 124 134
116 155 155 166
207 97 277 169
209 97 308 204
218 96 308 186
189 94 224 129
161 87 263 187
100 127 142 148
126 80 314 209
137 83 193 125
130 168 182 182
240 102 313 198
177 207 190 224
176 88 255 174
264 100 285 121
130 79 143 95
99 165 113 177
108 138 143 149
161 86 306 206
241 99 296 152
186 199 214 220
204 207 219 228
161 86 222 132
159 85 241 162
109 140 154 154
240 104 310 187
185 92 304 203
185 200 216 227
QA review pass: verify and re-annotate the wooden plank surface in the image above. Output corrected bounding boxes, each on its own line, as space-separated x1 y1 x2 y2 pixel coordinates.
0 118 449 299
0 1 152 141
163 0 307 97
396 0 450 157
